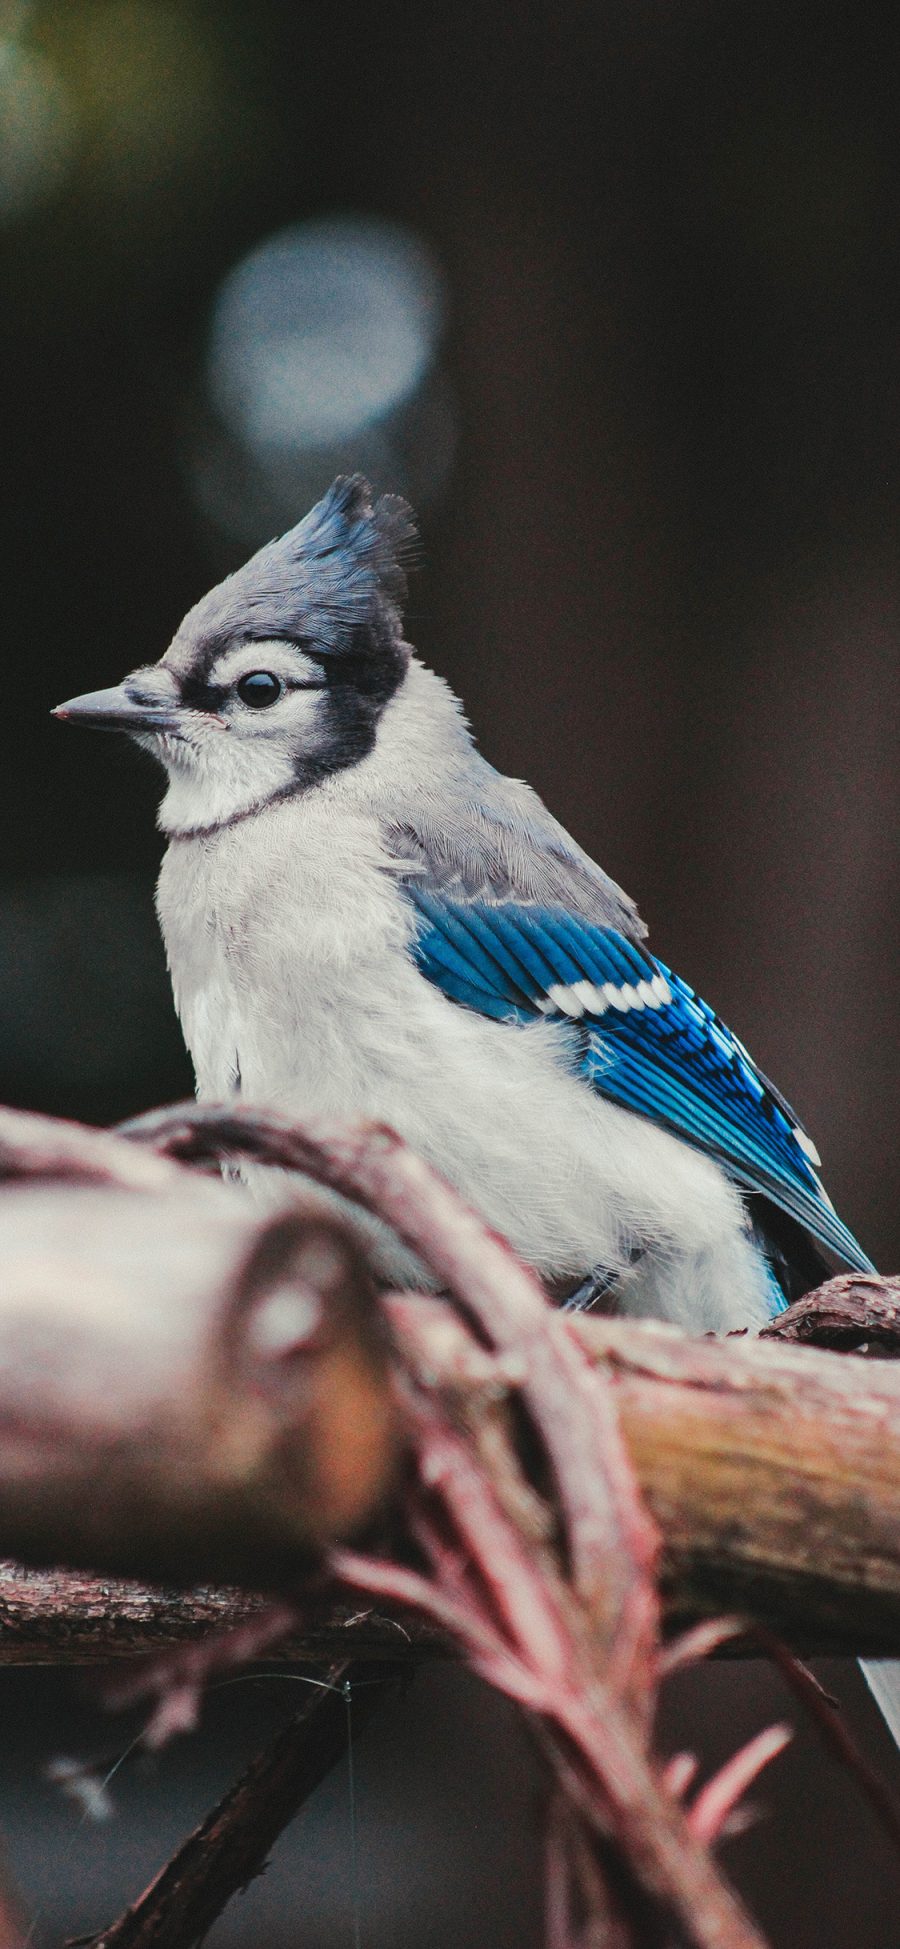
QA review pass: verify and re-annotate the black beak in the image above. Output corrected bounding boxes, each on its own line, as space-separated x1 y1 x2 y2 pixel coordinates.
51 684 185 733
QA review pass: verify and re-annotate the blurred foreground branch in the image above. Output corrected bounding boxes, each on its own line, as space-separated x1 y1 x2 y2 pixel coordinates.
2 1101 899 1949
0 1289 897 1657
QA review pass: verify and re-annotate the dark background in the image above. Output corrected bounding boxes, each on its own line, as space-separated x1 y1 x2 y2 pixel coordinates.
1 2 899 1943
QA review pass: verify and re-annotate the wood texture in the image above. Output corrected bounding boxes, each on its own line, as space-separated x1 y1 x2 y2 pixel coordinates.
0 1178 401 1584
0 1311 898 1662
574 1312 900 1652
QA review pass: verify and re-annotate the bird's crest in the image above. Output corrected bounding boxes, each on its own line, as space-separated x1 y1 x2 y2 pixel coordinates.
304 474 418 611
169 476 418 669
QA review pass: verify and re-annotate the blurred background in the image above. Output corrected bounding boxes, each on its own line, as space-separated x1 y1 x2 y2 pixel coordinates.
1 0 899 1942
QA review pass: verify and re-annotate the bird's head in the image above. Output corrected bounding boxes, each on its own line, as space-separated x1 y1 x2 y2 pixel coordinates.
53 476 417 835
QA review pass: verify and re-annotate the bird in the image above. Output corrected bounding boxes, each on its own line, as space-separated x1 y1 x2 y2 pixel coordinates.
52 473 873 1318
53 473 898 1734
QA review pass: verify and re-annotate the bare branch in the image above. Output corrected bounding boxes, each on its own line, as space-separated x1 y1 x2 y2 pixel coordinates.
4 1101 899 1948
0 1307 899 1658
567 1309 900 1654
0 1840 28 1949
0 1177 401 1581
760 1273 900 1354
0 1565 433 1666
78 1661 402 1949
753 1629 900 1857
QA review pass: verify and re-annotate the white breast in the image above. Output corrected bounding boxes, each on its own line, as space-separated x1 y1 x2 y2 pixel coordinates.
155 790 774 1334
156 795 404 1100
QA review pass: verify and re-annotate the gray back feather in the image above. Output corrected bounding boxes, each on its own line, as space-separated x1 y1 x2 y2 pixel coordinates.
384 761 646 938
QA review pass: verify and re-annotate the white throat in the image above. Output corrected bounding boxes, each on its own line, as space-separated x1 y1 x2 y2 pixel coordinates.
153 730 300 839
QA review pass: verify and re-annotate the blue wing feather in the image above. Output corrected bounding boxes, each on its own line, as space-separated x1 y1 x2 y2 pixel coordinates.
405 888 873 1276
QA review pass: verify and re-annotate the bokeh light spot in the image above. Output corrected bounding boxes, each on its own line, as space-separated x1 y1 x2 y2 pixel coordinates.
208 216 446 454
0 37 74 224
38 1 227 212
189 213 456 546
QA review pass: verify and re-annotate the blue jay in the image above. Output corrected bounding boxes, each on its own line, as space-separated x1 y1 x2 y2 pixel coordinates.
53 476 897 1730
53 474 873 1320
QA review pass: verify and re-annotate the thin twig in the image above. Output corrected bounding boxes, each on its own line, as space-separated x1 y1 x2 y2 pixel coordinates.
686 1727 792 1846
77 1662 401 1949
0 1841 27 1949
755 1628 900 1859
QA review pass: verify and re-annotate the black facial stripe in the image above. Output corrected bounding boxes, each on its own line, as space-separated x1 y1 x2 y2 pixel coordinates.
316 618 408 705
184 633 232 685
179 674 229 712
288 646 408 791
174 611 406 735
324 652 404 705
288 691 380 791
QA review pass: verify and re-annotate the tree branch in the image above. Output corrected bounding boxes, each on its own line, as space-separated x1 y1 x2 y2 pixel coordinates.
0 1305 899 1659
760 1272 900 1354
4 1100 899 1949
569 1307 900 1653
77 1662 402 1949
0 1177 401 1582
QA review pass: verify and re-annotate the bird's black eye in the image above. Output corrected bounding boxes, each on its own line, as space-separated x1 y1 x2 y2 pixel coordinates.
236 671 283 708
